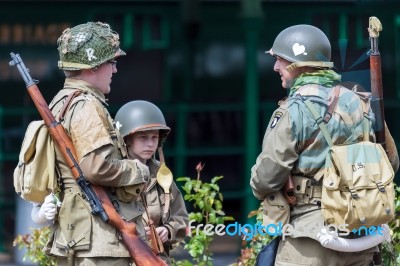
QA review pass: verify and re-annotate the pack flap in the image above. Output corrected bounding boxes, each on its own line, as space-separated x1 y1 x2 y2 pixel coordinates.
20 120 47 162
330 141 394 189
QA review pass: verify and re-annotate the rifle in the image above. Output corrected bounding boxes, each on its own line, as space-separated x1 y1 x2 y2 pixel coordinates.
9 52 167 266
368 16 385 266
283 174 296 206
368 16 385 146
141 191 165 254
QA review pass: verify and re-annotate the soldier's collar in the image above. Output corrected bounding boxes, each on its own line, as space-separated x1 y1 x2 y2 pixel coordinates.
64 78 108 106
293 84 321 97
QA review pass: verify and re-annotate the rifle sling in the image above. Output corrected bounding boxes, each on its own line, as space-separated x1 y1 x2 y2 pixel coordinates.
58 90 83 121
301 86 340 151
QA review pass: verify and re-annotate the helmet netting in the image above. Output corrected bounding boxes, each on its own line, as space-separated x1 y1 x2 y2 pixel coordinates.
58 22 123 70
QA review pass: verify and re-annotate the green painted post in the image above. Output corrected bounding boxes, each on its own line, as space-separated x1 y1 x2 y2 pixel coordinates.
175 0 199 177
339 14 348 40
355 17 364 49
174 103 187 178
122 14 135 50
162 60 173 103
241 0 263 224
142 16 169 50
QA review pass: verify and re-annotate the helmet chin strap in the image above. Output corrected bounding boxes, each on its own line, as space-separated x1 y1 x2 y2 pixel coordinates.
157 146 165 164
286 61 334 71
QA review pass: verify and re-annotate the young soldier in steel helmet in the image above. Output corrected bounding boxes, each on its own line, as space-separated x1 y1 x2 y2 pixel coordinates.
33 22 150 266
250 24 399 265
115 100 188 265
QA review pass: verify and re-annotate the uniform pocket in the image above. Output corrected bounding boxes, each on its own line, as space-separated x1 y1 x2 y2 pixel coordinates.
262 191 290 229
56 190 92 251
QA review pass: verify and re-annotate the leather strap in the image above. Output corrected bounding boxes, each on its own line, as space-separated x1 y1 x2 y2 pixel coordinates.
301 86 340 150
324 86 340 123
58 90 83 121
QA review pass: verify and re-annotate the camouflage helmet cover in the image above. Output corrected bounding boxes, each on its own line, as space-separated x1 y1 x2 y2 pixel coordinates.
115 100 171 146
266 24 333 70
57 21 126 70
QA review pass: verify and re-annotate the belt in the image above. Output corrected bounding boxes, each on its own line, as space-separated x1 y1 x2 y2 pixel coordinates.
293 175 322 204
63 185 84 198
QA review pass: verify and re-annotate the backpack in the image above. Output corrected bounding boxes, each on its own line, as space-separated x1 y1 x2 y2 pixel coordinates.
13 120 59 203
13 90 82 203
303 93 395 231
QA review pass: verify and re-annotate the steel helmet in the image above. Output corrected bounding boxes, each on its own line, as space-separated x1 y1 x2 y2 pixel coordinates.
57 22 126 70
115 100 171 146
267 24 333 71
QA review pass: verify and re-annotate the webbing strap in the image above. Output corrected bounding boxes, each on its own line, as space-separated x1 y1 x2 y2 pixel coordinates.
352 198 367 224
372 174 392 214
344 175 367 224
303 86 370 147
58 90 83 121
301 86 340 149
363 113 370 141
304 99 334 147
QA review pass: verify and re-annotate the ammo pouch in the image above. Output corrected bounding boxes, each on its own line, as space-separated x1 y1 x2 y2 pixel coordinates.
262 191 290 230
292 175 322 204
55 187 92 252
118 200 146 240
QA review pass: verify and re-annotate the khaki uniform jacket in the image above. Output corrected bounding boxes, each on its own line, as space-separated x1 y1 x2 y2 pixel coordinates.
45 78 149 258
250 84 399 238
141 159 188 264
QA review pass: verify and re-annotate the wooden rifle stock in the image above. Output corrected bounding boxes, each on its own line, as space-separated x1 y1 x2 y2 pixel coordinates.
147 219 165 254
141 191 165 254
9 52 167 266
368 17 385 266
283 174 297 206
368 16 386 145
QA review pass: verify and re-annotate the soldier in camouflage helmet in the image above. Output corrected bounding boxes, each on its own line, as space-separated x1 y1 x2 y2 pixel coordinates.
32 22 150 266
250 24 399 265
115 101 188 265
57 21 126 70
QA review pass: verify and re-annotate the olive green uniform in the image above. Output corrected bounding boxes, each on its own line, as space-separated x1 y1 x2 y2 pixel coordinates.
141 158 188 265
251 82 399 266
45 78 149 265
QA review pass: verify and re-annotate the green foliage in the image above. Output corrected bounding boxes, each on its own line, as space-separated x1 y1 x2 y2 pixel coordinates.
231 204 273 266
174 162 234 266
382 184 400 266
13 226 56 266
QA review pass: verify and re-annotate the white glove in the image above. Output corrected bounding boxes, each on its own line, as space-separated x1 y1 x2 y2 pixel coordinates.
31 194 58 224
317 224 390 252
156 226 169 243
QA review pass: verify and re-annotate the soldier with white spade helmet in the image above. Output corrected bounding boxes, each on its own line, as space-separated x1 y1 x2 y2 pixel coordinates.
250 24 399 265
